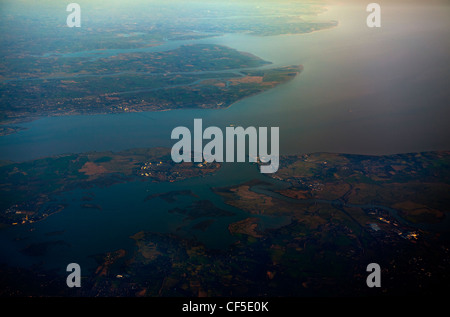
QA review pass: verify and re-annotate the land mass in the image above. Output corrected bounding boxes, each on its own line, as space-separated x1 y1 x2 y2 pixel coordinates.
1 0 334 129
0 147 220 226
104 151 448 297
0 44 302 128
1 150 449 296
0 1 337 57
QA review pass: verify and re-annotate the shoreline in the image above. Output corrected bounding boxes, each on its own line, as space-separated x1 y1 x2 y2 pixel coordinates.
0 63 303 136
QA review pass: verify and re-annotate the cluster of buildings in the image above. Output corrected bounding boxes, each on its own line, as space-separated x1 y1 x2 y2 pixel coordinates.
4 204 37 225
366 208 420 242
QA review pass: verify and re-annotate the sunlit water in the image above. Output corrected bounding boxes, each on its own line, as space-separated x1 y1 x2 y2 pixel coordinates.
0 4 449 274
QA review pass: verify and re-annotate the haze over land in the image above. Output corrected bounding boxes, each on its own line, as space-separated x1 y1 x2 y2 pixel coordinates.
0 0 449 297
0 0 335 128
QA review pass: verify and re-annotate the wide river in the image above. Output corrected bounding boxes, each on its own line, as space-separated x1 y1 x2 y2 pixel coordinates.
1 4 449 161
0 4 449 274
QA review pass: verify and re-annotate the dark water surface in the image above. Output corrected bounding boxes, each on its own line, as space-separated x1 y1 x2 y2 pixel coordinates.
0 4 449 273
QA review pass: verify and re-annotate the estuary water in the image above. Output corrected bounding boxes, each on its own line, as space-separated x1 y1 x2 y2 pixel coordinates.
0 4 449 273
1 4 449 161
